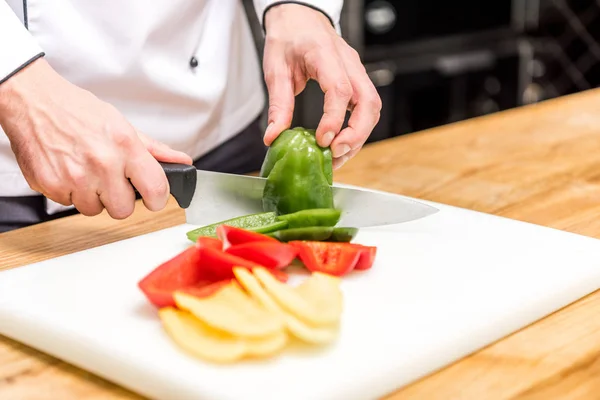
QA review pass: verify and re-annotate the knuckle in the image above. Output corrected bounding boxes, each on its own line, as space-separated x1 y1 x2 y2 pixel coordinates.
369 94 383 113
348 47 361 62
264 69 276 83
374 113 381 126
334 80 353 99
87 208 103 217
68 168 88 189
78 203 103 217
150 179 169 199
110 127 136 149
303 46 321 66
143 178 169 209
142 137 156 155
41 176 64 199
89 151 120 173
264 68 287 84
99 186 135 219
265 36 285 49
107 202 134 220
268 102 290 115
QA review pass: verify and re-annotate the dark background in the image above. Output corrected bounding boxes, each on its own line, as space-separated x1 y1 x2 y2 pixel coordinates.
243 0 600 144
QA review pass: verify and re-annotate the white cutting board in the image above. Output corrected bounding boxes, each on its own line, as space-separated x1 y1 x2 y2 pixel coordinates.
2 194 600 400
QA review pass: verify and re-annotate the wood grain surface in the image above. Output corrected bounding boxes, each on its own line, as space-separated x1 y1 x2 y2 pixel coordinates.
3 88 600 399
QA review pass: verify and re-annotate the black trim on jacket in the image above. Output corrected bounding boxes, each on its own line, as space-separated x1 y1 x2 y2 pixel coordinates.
262 1 336 33
23 0 29 28
0 52 45 85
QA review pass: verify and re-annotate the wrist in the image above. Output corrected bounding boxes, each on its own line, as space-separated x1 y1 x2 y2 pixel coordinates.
0 57 49 116
264 3 334 35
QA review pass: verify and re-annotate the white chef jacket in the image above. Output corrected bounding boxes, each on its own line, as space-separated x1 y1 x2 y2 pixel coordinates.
0 0 342 214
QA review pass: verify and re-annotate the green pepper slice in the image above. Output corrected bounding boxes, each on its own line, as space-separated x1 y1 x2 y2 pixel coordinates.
186 212 287 242
276 208 341 229
268 226 358 243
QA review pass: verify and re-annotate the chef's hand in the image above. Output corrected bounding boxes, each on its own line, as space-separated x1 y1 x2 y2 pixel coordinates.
262 4 381 169
0 58 192 219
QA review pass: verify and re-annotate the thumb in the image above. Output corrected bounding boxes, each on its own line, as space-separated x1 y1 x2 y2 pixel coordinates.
137 132 193 165
263 63 295 146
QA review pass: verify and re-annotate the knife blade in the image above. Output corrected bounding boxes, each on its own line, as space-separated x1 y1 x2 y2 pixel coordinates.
158 162 439 228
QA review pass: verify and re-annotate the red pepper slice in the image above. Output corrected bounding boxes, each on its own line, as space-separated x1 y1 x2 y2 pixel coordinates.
225 241 297 269
289 241 362 276
198 246 262 279
262 268 289 283
196 236 223 251
197 246 289 282
178 279 232 298
350 244 377 270
138 246 215 308
216 225 278 246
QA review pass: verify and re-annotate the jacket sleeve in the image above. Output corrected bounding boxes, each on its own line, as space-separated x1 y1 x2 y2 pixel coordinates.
0 1 44 85
253 1 343 34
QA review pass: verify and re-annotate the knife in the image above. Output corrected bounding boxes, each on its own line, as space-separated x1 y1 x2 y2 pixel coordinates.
157 162 438 228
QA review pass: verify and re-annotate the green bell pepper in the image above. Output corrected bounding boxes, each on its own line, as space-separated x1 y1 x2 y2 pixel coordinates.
260 127 334 215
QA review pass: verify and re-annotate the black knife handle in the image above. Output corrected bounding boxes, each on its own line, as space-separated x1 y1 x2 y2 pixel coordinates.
159 162 197 209
130 162 197 209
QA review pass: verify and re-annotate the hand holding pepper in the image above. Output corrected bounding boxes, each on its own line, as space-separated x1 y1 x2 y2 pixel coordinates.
262 4 382 169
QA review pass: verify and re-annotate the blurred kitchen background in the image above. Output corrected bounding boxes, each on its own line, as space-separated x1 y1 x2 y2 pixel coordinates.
243 0 600 144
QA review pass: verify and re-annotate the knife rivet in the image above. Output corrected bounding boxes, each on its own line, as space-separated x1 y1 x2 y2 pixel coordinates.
189 56 199 68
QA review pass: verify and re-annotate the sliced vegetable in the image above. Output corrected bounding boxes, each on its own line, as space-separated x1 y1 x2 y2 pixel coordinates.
186 212 285 242
269 226 358 243
289 241 362 276
270 227 333 242
252 267 343 326
158 307 247 363
138 246 213 308
196 246 262 280
216 224 279 246
174 283 285 338
196 236 223 250
179 279 232 299
158 307 287 363
329 227 359 242
197 245 290 283
261 268 289 283
276 208 341 229
349 244 377 270
250 220 288 234
225 242 298 269
234 268 339 344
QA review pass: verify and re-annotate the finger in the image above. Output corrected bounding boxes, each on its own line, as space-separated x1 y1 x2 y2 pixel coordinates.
138 133 193 165
293 69 308 96
125 146 170 212
330 55 381 158
97 172 136 219
71 188 104 216
97 156 135 219
305 47 353 148
263 55 295 146
333 146 361 170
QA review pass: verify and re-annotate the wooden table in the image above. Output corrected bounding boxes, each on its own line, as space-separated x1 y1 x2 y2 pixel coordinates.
3 89 600 399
